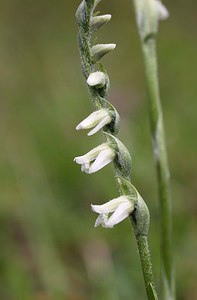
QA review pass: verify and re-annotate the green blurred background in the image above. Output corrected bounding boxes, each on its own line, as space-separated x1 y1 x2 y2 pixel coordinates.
0 0 196 299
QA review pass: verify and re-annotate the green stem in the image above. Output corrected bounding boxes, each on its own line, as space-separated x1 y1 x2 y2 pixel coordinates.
142 38 175 300
135 234 157 300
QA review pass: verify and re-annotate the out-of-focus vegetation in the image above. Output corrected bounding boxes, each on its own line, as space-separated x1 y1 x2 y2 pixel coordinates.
0 0 196 299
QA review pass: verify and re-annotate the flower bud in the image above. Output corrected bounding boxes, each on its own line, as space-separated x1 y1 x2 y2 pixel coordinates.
90 14 112 31
87 71 107 88
90 44 116 63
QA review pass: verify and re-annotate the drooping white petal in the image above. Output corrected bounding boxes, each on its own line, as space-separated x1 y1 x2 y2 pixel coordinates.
89 148 115 174
88 115 111 136
106 201 134 228
91 196 128 214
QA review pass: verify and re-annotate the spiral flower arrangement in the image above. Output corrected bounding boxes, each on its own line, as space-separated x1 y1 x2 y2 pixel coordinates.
74 0 148 230
74 1 172 299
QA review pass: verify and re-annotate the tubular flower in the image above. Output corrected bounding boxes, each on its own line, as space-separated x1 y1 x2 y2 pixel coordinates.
74 143 115 174
91 196 134 228
76 109 112 136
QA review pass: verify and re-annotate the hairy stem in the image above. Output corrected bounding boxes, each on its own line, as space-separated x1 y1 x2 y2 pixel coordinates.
136 235 156 300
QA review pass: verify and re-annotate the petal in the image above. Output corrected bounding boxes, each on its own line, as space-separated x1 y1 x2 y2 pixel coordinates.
91 196 127 214
106 201 134 228
74 143 109 165
76 109 109 130
89 148 115 174
88 115 111 136
74 155 89 164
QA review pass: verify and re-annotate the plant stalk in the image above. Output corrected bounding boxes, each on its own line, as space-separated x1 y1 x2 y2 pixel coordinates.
135 234 157 300
141 38 175 300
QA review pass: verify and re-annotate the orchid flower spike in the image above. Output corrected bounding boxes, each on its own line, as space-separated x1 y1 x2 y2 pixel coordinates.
74 143 115 174
91 196 134 228
76 109 112 136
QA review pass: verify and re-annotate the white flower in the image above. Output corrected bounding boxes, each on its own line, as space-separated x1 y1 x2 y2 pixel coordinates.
74 143 115 174
87 71 107 88
91 196 134 228
76 109 112 136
